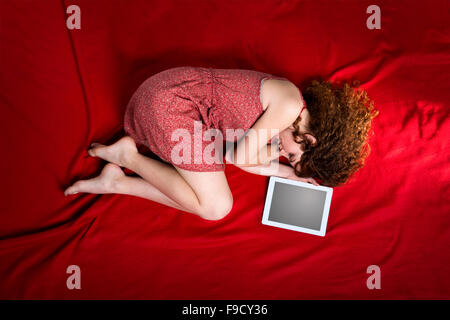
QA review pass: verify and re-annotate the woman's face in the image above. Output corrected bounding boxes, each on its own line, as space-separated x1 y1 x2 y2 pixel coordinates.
276 125 317 168
272 107 316 167
278 126 303 166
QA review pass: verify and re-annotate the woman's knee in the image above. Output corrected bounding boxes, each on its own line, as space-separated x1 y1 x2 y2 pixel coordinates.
199 194 233 221
172 167 233 221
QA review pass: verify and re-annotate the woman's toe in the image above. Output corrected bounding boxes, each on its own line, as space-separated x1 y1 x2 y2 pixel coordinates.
88 145 103 157
88 148 101 157
64 185 79 196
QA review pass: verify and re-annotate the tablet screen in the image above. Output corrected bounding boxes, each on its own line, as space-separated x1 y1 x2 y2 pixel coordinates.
268 181 327 231
262 176 333 236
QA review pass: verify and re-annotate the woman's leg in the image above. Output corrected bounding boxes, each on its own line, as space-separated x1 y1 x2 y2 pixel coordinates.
64 136 233 220
64 163 193 213
115 175 192 212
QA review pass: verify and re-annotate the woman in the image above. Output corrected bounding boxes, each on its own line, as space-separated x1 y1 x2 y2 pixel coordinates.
64 66 379 221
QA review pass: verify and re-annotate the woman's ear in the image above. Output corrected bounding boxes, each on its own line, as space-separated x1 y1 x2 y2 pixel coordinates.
304 133 317 146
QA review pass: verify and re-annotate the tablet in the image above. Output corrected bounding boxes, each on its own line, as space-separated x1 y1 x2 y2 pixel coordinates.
262 176 333 237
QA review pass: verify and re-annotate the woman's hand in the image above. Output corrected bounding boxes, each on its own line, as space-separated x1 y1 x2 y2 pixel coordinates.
285 172 320 186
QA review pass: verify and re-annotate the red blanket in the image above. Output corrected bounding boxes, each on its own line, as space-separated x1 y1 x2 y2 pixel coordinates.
0 0 449 299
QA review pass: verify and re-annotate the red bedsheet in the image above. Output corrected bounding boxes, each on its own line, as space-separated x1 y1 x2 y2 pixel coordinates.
0 0 449 299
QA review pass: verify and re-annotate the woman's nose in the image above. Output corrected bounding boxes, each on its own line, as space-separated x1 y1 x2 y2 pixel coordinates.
270 134 279 145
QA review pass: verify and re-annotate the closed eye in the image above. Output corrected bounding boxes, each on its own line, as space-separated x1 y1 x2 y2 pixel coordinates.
289 152 301 163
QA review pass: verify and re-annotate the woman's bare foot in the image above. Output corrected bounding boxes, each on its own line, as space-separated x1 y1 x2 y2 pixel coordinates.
88 136 138 167
64 163 125 196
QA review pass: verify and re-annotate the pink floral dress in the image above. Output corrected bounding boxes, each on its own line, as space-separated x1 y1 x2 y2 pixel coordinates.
124 66 288 171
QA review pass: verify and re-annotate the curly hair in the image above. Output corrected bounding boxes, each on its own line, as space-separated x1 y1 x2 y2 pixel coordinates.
292 80 379 187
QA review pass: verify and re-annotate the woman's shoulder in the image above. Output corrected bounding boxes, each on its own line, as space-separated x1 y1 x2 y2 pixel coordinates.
261 77 304 111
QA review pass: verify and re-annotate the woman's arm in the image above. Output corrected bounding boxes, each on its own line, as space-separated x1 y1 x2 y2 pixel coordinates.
236 159 319 185
225 140 320 185
230 97 301 167
236 159 293 177
225 139 280 167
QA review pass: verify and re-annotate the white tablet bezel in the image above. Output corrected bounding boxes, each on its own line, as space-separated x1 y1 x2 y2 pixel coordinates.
261 176 333 237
